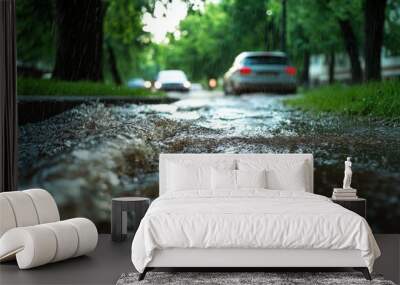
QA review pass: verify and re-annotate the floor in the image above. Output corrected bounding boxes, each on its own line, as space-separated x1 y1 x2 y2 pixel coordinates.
0 234 399 285
0 235 133 285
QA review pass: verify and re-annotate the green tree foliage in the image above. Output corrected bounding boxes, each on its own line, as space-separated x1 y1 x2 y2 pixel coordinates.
281 0 365 83
228 0 269 51
16 0 151 82
155 0 397 83
16 0 55 69
103 0 152 82
385 0 400 55
155 0 273 81
16 0 399 83
155 0 349 82
162 3 234 80
288 1 343 54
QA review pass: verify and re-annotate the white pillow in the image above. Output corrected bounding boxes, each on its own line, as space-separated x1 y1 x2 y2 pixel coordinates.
211 169 268 191
211 168 236 191
167 162 211 191
236 169 267 189
238 159 308 191
166 159 236 193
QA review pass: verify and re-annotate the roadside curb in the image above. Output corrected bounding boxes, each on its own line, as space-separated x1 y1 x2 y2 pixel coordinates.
18 95 179 125
18 95 178 104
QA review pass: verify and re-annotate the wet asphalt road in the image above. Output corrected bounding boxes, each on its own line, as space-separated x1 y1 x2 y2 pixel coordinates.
18 89 400 233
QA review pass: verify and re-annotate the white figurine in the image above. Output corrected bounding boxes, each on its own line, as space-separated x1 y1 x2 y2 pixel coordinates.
343 157 353 189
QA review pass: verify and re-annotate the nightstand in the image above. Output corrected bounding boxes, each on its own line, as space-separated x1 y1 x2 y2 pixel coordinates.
111 197 150 242
331 198 366 219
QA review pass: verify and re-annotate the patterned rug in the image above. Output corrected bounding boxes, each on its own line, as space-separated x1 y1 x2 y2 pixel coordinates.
116 271 396 285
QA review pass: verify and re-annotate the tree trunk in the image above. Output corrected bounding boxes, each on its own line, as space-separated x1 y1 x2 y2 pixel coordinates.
53 0 104 82
328 50 335 84
301 50 310 87
364 0 387 81
106 42 122 85
280 0 287 52
338 19 362 83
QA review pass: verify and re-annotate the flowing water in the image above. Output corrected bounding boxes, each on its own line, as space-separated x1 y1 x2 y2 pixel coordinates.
18 91 400 233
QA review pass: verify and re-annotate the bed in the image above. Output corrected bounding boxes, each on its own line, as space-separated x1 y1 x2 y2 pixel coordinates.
131 154 380 280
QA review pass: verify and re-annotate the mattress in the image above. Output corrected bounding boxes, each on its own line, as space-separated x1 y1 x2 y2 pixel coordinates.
131 190 380 273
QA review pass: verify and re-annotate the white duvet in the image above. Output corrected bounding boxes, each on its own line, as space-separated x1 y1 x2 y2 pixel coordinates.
131 190 380 273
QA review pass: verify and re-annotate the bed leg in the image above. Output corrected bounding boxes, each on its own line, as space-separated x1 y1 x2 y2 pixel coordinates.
138 268 148 281
354 267 371 280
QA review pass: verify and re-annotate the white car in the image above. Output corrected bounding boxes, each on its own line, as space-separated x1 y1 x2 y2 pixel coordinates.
154 70 191 92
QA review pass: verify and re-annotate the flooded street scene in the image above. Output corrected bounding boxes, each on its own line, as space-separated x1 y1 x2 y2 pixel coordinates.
14 0 400 237
19 90 400 233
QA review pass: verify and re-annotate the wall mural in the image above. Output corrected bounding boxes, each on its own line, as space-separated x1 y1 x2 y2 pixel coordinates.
17 0 400 233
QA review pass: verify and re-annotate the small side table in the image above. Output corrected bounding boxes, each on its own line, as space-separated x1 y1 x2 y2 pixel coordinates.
331 198 366 219
111 197 150 242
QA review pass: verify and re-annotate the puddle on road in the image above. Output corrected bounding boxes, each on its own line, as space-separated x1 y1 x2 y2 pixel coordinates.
18 94 400 233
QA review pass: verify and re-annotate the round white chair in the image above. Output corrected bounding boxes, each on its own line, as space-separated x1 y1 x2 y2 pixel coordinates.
0 189 98 269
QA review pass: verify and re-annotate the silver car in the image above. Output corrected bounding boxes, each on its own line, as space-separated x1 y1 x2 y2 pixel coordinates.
223 51 297 95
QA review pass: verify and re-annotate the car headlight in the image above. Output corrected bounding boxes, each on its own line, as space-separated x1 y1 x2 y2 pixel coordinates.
144 81 152 88
154 81 162 89
183 81 191 88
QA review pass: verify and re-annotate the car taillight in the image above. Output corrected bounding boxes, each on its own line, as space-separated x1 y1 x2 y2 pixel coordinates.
239 66 252 75
285 66 297 76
